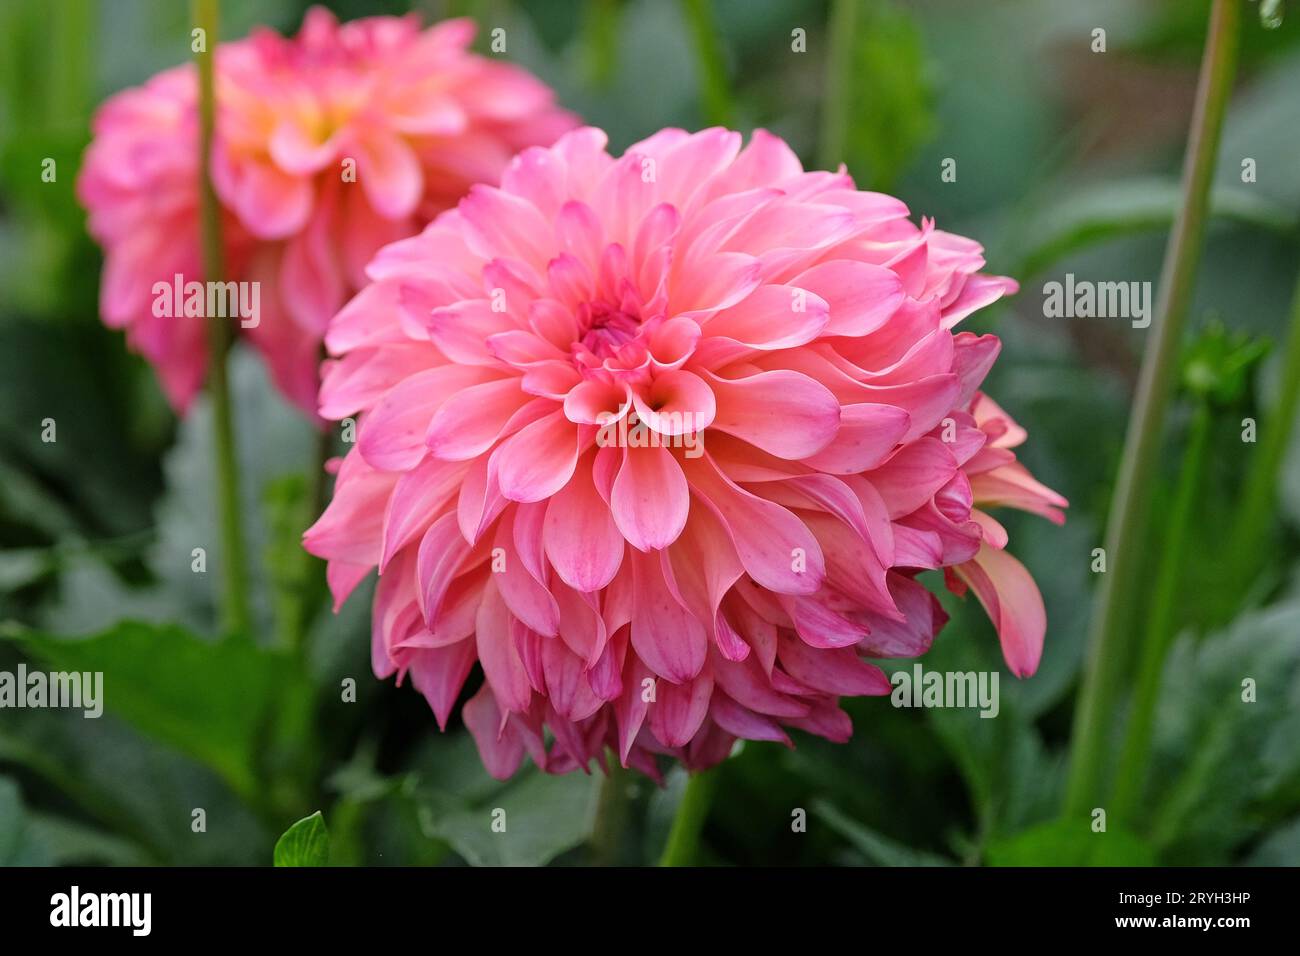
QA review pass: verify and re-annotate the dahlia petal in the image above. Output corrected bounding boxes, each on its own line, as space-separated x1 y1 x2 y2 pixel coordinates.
230 160 313 240
868 437 959 518
798 401 909 473
941 273 1018 328
359 366 499 472
416 512 469 625
318 341 443 419
789 259 905 337
541 635 604 721
476 579 533 714
781 592 869 649
493 511 560 637
564 378 629 425
669 251 763 317
409 640 477 732
587 638 625 701
326 560 371 613
610 445 689 551
664 505 745 658
427 299 515 366
544 456 625 592
971 508 1009 549
724 128 804 191
787 700 853 743
654 127 742 210
615 653 654 765
379 456 464 571
630 369 715 437
969 462 1069 524
705 369 840 459
955 542 1046 678
629 549 708 683
463 684 526 779
709 695 791 745
268 118 337 175
354 128 422 220
684 454 824 595
857 573 947 658
703 284 829 350
303 453 397 566
456 454 508 545
711 651 809 719
777 636 891 696
460 184 553 267
494 411 581 503
555 200 605 269
425 378 527 460
952 332 1002 406
649 669 714 748
553 581 608 664
281 221 346 334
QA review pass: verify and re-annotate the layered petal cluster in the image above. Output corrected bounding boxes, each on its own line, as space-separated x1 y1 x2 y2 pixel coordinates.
77 7 575 414
306 126 1067 778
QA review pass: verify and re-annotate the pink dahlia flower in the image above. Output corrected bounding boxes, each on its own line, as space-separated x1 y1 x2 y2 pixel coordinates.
77 8 575 415
305 126 1067 779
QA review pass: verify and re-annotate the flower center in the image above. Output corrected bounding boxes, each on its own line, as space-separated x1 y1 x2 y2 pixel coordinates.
574 300 643 364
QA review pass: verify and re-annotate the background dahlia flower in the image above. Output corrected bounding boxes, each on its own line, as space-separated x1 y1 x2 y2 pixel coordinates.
77 7 575 415
306 126 1067 779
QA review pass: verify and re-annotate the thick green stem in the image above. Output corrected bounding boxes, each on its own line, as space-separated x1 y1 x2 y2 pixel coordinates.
1064 0 1241 817
193 0 251 638
581 0 619 88
1228 269 1300 595
1111 402 1213 822
589 760 629 866
658 768 717 867
283 423 333 656
817 0 860 170
680 0 734 128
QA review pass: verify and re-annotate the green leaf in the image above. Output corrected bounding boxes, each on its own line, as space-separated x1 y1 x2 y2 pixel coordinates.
986 817 1156 867
1146 600 1300 862
1246 817 1300 866
0 701 266 865
417 766 600 867
274 811 329 867
0 776 45 865
814 800 953 866
40 348 315 639
840 2 935 190
0 620 310 806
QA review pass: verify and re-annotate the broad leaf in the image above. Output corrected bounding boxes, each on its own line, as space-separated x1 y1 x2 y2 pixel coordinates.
1 620 311 806
274 811 329 867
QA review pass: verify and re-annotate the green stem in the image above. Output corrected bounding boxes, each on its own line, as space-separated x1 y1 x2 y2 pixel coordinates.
1064 0 1241 818
1111 402 1213 822
581 0 619 88
680 0 734 128
193 0 251 639
284 423 333 655
817 0 860 170
589 760 629 866
1228 269 1300 595
658 768 717 866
